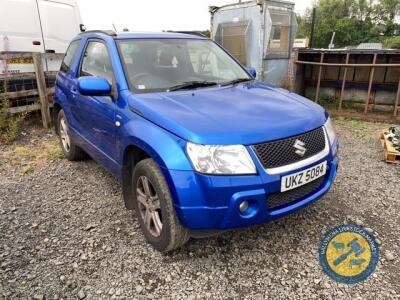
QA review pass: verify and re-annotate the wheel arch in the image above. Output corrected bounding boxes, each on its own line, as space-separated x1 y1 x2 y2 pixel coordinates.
52 102 63 134
121 140 171 210
120 115 195 209
120 130 192 210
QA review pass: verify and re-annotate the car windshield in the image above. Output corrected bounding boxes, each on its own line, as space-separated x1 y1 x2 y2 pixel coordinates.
117 39 252 93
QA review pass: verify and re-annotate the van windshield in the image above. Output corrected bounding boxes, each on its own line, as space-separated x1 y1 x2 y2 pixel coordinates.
117 39 251 93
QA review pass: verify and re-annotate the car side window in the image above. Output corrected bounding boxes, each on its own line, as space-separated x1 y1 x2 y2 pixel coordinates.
60 40 80 73
80 41 114 84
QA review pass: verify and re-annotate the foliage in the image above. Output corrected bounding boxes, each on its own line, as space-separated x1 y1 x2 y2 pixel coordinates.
348 118 368 130
21 165 34 174
47 146 64 159
383 36 400 48
296 0 400 48
0 81 26 144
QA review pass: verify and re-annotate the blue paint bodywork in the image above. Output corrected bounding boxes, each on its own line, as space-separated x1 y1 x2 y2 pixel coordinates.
54 32 339 231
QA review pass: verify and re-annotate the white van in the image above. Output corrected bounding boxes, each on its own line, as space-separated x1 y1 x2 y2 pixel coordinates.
0 0 84 73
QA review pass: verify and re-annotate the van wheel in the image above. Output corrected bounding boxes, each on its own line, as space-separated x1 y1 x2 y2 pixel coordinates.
132 159 190 252
57 110 85 161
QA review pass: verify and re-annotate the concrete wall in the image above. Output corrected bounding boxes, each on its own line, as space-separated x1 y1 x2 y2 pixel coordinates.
305 87 397 105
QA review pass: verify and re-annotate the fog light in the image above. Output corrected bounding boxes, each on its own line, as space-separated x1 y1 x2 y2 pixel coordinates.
239 200 249 213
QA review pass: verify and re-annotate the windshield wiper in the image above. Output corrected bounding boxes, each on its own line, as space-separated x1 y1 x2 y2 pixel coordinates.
221 78 253 86
167 81 219 92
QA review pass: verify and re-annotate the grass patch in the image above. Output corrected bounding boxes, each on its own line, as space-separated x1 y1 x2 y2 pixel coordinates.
1 138 64 175
319 97 394 117
333 115 346 125
331 115 370 138
15 146 31 157
318 98 338 111
348 119 368 130
21 165 34 174
47 146 64 159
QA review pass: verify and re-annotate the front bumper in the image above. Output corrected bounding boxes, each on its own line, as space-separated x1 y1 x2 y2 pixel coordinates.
165 141 339 230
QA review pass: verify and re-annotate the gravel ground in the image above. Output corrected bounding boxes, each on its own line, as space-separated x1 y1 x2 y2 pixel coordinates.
0 119 399 299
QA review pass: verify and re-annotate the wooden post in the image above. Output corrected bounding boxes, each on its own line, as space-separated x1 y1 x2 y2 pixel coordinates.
339 52 350 111
364 53 377 114
33 53 51 128
394 79 400 117
315 52 324 103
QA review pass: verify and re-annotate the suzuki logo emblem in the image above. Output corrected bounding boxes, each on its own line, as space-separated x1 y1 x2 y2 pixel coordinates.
293 139 307 157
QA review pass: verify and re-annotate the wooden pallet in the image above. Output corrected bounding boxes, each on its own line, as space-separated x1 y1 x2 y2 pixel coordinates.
380 130 400 164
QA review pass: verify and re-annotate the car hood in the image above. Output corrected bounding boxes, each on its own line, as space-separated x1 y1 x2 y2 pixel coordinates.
128 82 327 145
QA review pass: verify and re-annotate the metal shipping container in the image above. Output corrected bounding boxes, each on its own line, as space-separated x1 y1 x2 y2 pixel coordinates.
210 0 297 86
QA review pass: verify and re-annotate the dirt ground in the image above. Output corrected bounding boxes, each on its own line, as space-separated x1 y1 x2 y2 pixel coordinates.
0 118 399 299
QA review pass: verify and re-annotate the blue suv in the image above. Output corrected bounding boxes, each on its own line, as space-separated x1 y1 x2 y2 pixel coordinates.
54 30 339 252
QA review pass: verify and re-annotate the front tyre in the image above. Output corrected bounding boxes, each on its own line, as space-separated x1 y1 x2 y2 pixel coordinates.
132 159 190 252
57 110 86 161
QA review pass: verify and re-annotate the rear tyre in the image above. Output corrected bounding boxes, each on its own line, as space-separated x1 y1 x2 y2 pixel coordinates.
132 158 190 252
57 110 86 161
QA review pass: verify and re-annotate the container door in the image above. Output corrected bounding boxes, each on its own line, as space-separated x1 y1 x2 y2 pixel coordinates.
211 3 264 78
263 6 296 85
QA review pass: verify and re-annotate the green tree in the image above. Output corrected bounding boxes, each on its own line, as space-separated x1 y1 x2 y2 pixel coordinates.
375 0 400 35
296 0 400 48
384 36 400 48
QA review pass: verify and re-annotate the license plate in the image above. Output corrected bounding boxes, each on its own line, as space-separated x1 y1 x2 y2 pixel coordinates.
9 57 33 64
281 161 327 192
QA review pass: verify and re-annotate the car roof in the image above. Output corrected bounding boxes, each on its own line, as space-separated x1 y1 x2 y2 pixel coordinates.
78 30 208 40
118 32 207 40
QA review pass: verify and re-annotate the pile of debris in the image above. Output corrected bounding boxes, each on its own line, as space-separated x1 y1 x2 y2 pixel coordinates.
384 127 400 152
381 126 400 164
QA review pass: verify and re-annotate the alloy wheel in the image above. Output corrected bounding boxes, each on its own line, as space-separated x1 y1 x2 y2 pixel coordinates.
136 176 163 237
59 117 70 152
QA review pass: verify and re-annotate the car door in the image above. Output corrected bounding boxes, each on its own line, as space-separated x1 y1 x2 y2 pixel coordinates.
71 39 117 165
56 38 81 124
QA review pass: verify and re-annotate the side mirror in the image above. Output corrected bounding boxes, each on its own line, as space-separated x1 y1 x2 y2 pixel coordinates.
78 76 112 96
246 67 257 79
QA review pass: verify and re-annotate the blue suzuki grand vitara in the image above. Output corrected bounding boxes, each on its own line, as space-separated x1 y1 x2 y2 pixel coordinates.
54 30 339 252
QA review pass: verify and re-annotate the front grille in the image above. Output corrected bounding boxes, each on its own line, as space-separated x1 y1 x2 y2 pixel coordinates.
267 176 326 209
252 127 326 169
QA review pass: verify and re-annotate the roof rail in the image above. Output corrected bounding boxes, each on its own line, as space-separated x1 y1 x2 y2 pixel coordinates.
79 30 117 37
165 31 208 38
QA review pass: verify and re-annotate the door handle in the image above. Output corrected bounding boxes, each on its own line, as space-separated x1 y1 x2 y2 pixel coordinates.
70 87 78 98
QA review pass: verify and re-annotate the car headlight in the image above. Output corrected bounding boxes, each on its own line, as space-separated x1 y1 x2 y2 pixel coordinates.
324 117 337 146
186 142 256 175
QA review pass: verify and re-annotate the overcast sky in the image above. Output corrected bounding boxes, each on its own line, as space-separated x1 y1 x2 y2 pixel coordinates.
77 0 314 32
